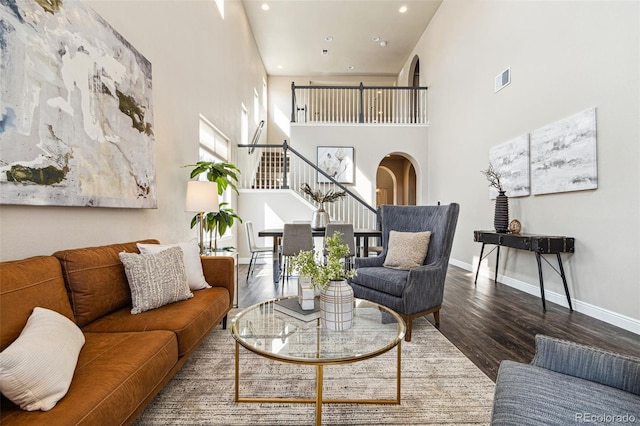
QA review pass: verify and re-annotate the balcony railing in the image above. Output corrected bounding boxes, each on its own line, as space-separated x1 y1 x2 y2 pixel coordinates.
291 82 428 124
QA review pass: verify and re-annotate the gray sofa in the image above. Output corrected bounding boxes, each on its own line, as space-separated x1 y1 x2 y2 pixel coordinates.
491 335 640 425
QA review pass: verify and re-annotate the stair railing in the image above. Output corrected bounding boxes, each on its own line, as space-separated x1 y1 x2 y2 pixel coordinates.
238 141 378 229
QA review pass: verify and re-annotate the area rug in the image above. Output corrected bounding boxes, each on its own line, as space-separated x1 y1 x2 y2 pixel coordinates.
133 312 495 425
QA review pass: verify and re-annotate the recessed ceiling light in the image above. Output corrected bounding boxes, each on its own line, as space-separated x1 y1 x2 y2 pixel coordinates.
372 36 380 42
277 65 283 69
347 65 355 70
325 36 333 42
261 3 270 11
399 5 408 13
379 41 388 47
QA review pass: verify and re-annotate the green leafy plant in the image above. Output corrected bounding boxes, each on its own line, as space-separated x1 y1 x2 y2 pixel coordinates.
289 231 356 290
190 202 242 252
185 161 241 195
185 161 242 251
300 183 346 206
481 163 503 192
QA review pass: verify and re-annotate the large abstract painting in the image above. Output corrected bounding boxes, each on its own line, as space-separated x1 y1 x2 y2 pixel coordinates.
488 134 530 199
530 108 597 195
0 0 156 208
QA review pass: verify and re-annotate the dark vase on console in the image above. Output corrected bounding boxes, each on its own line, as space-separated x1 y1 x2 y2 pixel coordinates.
494 191 509 233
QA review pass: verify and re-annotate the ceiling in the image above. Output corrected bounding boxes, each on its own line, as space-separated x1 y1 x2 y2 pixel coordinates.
242 0 442 77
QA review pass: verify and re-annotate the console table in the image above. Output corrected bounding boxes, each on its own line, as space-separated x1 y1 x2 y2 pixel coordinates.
473 231 575 312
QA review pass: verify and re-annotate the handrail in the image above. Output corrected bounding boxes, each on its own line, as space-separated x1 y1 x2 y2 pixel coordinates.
291 81 428 124
237 141 377 216
284 142 376 214
248 120 264 154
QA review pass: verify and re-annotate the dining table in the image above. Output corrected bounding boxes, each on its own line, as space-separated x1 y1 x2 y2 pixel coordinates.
258 227 382 283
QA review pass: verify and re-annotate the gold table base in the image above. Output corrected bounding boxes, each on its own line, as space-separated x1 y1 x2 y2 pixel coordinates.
235 341 402 426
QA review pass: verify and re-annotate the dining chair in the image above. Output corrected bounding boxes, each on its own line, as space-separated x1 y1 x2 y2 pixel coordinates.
281 223 314 281
324 223 355 269
244 221 272 281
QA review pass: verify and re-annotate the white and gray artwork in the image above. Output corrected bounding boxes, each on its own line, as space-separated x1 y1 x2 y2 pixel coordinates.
530 108 597 195
0 0 156 208
317 146 354 184
489 134 530 199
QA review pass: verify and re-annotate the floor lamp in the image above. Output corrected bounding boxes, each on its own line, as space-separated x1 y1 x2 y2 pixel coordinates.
185 181 219 255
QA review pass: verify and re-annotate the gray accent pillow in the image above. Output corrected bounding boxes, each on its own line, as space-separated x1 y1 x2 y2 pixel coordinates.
119 246 193 314
383 230 432 270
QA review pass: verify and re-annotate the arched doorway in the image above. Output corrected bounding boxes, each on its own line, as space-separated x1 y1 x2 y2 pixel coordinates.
408 55 420 87
375 154 416 207
408 55 420 123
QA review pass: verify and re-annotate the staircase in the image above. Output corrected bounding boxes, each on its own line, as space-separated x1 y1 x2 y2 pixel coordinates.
252 151 289 189
238 142 378 230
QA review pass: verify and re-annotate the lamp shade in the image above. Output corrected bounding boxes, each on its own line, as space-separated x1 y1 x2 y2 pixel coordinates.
185 181 219 212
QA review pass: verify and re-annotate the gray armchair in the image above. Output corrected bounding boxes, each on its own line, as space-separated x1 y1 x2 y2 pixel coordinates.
491 335 640 425
349 203 459 341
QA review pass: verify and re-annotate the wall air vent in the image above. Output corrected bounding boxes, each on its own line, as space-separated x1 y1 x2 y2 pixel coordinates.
494 67 511 93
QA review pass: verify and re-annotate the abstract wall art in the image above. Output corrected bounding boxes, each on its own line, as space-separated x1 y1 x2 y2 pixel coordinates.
530 107 597 195
317 146 354 184
0 0 156 208
488 134 530 199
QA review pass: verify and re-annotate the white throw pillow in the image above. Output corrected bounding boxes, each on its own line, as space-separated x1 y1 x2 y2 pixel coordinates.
137 242 210 290
383 230 432 270
0 307 85 411
119 246 193 314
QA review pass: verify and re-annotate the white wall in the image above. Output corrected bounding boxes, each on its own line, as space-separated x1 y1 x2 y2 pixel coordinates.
236 189 316 263
290 124 429 207
0 0 267 260
399 0 640 330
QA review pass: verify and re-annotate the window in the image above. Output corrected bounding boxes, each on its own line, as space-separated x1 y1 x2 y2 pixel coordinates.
262 78 267 110
215 0 224 19
240 105 249 146
253 88 259 124
199 114 229 162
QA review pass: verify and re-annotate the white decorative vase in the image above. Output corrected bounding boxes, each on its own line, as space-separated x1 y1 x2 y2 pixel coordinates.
320 280 354 331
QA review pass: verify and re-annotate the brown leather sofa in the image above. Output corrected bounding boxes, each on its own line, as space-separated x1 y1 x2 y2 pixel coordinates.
0 240 234 425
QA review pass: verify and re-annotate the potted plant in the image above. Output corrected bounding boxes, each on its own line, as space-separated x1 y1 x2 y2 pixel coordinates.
192 202 242 252
481 163 509 233
185 161 242 251
299 183 346 230
289 231 356 331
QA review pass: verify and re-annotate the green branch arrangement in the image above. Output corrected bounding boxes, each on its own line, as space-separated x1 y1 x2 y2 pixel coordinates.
300 183 346 205
288 231 356 289
481 163 503 192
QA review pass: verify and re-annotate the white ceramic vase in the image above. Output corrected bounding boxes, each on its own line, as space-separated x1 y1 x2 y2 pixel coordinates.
320 280 354 331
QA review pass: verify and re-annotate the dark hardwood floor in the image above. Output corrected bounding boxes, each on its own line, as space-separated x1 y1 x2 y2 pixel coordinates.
237 262 640 382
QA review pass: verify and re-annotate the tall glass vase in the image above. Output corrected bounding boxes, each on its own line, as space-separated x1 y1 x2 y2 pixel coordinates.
494 190 509 233
320 280 354 331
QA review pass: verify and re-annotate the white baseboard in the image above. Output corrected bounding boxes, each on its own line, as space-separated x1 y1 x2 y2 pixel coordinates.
449 258 640 336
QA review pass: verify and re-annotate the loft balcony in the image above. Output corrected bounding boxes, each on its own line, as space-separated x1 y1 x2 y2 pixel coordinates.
291 82 428 125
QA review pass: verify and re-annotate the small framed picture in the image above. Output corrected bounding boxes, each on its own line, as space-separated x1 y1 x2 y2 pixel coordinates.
317 146 355 184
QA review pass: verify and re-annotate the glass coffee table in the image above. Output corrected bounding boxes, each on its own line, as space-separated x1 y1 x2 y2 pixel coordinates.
231 297 406 426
